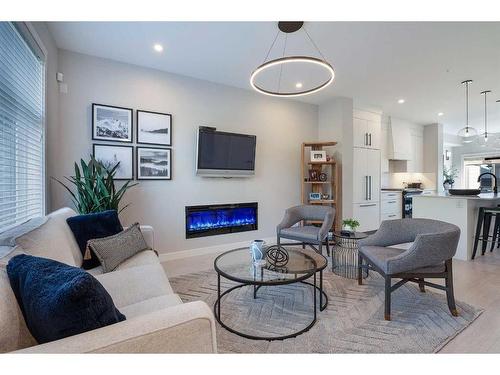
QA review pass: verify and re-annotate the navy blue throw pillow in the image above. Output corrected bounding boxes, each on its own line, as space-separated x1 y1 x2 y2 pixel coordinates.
7 254 126 344
66 210 123 269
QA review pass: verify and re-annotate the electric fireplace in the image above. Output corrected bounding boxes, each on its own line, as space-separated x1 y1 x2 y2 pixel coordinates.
185 202 258 239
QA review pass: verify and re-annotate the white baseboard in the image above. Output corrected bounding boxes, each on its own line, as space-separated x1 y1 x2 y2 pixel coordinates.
158 236 277 263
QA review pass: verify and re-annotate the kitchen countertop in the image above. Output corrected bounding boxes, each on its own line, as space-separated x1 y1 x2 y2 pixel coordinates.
414 192 500 200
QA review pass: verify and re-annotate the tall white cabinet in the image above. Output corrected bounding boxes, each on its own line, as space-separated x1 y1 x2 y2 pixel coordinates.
352 110 381 232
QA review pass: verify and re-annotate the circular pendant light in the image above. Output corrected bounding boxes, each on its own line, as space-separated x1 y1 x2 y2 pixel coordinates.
476 90 493 147
250 22 335 97
457 80 478 143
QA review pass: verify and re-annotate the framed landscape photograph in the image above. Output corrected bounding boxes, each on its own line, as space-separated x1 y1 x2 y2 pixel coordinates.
93 144 134 180
137 147 171 180
137 110 172 146
92 103 133 143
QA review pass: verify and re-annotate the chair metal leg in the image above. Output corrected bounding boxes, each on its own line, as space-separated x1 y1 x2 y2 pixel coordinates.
491 214 500 252
302 243 305 250
418 278 425 292
472 207 485 260
445 259 459 317
482 212 492 256
357 253 363 285
325 240 330 257
384 276 391 321
318 242 322 255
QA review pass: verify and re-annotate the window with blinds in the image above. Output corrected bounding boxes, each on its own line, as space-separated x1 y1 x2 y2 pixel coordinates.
0 22 45 231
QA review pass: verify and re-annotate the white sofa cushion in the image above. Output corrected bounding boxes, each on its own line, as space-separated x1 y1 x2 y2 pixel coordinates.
0 266 37 352
94 262 174 309
120 294 183 319
15 208 83 267
86 249 159 275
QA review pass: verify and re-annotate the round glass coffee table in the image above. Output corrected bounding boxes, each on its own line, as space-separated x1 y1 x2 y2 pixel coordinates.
214 246 327 341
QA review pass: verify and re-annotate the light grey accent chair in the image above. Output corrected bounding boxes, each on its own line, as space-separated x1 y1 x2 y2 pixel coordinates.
357 218 460 321
277 205 335 256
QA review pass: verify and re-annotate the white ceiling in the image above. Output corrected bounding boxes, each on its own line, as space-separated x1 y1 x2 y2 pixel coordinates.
47 22 500 134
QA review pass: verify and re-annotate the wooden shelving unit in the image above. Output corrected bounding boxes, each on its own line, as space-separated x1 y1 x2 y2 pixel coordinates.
301 141 341 231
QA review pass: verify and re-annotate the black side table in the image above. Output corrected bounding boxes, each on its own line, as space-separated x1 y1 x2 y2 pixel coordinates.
331 231 369 279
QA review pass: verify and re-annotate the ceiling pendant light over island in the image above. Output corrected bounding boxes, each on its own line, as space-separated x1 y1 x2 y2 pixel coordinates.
457 80 478 143
250 22 335 97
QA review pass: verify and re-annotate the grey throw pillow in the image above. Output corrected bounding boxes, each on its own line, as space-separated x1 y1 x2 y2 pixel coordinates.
88 223 149 273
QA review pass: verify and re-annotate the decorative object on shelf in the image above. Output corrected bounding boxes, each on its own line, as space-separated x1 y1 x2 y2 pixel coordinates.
342 218 360 233
309 192 322 201
136 147 171 180
250 22 334 98
92 103 133 143
326 155 332 162
249 240 267 266
137 110 172 146
265 245 289 267
443 166 458 190
476 90 492 147
457 80 478 143
319 172 327 182
53 155 137 214
308 169 319 181
93 144 134 180
310 150 327 162
321 193 330 200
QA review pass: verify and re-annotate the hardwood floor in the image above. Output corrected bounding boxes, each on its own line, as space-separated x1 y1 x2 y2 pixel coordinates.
162 248 500 353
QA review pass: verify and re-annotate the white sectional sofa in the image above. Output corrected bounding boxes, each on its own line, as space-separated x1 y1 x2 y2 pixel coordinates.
0 207 217 353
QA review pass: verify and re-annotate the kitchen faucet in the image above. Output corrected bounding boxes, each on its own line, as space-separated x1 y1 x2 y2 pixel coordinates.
478 172 498 194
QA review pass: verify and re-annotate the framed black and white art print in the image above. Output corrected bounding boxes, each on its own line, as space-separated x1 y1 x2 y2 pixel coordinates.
136 147 171 180
93 144 134 180
137 110 172 146
92 103 133 143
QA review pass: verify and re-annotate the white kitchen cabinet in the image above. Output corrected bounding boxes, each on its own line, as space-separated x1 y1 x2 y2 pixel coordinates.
353 116 381 150
407 133 424 173
353 202 380 232
353 148 380 204
380 190 402 221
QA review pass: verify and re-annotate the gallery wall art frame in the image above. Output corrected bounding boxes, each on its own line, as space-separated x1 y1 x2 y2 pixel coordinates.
136 110 172 147
92 103 133 143
93 144 134 181
136 146 172 181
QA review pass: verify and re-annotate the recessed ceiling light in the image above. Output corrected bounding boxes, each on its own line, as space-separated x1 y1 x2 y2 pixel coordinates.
397 99 405 104
438 112 444 116
295 82 303 89
153 44 163 52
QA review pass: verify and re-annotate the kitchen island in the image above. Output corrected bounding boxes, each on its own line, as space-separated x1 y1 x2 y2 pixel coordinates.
413 192 500 260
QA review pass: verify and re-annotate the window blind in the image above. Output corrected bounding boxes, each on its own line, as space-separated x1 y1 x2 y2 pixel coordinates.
0 22 45 231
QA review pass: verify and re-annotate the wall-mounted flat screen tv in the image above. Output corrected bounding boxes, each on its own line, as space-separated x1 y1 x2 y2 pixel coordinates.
196 127 256 177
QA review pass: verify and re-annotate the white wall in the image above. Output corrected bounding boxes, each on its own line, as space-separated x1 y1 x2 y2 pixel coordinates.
51 50 318 254
318 97 353 218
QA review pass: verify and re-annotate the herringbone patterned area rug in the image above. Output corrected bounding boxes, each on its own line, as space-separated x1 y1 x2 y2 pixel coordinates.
170 266 482 353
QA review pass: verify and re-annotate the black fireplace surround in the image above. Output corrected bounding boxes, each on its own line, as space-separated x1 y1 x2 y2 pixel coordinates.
185 202 258 239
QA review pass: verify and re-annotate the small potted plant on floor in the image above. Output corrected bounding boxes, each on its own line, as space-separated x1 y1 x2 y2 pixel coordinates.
443 166 458 191
342 218 360 233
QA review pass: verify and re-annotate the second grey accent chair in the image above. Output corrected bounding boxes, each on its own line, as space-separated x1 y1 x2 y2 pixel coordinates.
277 205 335 256
357 218 460 321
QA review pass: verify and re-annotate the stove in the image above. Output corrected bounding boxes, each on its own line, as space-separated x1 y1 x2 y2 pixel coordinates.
402 188 423 218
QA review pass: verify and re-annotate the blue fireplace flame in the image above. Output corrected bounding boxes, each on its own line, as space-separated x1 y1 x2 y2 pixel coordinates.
187 207 257 232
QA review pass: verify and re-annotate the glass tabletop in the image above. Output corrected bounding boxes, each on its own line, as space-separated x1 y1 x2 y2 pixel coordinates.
214 247 323 285
332 231 368 240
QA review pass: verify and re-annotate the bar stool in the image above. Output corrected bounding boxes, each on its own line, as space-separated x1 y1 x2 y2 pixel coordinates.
472 206 500 259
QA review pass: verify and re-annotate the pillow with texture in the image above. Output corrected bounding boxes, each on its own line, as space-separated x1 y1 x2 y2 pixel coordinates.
6 254 125 344
88 223 150 273
66 210 123 269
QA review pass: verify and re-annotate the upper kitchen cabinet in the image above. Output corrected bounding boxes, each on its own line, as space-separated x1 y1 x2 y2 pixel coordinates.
353 109 381 150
